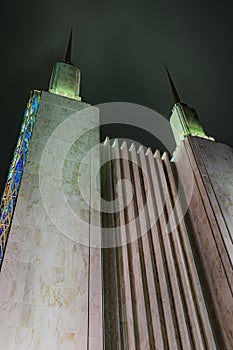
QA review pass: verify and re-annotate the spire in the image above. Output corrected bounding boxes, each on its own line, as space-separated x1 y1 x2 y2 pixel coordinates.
166 67 181 104
64 29 73 64
49 28 81 101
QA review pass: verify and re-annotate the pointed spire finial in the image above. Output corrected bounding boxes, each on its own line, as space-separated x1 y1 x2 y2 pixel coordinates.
65 29 73 64
166 67 181 104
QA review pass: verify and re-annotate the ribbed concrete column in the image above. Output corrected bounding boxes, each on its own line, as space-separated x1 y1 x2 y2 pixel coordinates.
102 139 217 350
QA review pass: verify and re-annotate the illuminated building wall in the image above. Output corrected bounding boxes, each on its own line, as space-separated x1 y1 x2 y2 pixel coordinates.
0 37 232 349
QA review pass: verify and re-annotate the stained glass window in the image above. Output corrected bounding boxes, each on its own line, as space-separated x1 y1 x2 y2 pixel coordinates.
0 90 41 266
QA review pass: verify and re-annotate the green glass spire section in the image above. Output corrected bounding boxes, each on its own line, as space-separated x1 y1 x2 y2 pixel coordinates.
49 30 81 101
166 69 214 146
170 103 213 146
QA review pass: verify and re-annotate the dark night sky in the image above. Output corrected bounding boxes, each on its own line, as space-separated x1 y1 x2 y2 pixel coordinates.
0 0 233 197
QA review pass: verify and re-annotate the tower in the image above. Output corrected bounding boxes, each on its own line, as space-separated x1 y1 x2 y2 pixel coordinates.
166 71 233 349
0 32 103 349
0 36 232 349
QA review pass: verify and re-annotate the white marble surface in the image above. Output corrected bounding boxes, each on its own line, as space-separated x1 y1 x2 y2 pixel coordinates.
0 91 102 349
173 136 233 350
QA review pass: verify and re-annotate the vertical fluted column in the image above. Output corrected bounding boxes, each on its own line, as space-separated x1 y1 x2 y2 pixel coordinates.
101 139 217 350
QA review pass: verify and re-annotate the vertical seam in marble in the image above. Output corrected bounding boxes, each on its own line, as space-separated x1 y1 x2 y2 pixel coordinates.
87 129 91 350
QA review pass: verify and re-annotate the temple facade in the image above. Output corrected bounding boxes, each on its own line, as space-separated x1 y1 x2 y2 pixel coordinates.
0 33 232 349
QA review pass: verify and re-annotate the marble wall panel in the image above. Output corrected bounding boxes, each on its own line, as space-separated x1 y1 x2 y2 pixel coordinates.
0 92 102 349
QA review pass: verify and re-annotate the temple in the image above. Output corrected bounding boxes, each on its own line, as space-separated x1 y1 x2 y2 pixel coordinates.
0 33 232 349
